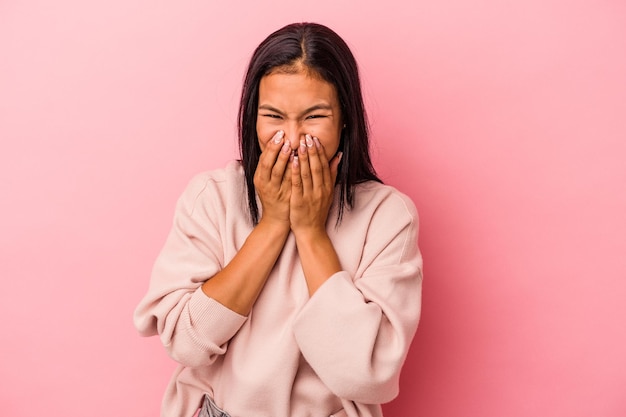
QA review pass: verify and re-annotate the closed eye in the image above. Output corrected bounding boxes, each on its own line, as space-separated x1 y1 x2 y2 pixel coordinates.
306 114 327 119
261 113 282 119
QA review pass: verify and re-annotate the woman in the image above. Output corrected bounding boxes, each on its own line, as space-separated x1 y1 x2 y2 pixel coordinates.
134 22 423 417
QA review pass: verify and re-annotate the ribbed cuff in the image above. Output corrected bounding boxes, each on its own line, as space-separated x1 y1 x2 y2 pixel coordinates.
186 287 248 347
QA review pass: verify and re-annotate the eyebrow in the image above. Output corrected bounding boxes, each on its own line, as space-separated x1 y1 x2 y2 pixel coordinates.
258 103 334 116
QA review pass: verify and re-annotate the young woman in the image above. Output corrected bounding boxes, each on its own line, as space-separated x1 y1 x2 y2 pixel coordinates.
134 22 423 417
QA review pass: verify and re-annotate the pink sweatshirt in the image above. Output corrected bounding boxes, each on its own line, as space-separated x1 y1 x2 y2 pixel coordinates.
134 161 423 417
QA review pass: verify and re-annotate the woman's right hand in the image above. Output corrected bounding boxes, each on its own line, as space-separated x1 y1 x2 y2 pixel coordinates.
253 130 293 230
200 130 293 316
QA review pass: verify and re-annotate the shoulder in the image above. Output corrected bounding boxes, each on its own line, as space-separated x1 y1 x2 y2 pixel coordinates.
335 181 421 268
185 160 244 189
352 181 418 224
177 161 245 216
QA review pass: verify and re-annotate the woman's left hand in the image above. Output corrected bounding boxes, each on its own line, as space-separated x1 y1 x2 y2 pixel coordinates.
290 134 343 295
289 134 342 238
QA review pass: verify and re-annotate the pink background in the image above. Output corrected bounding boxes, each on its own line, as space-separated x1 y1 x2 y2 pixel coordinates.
1 1 625 416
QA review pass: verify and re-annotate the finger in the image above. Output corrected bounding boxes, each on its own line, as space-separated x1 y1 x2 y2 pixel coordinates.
305 134 326 189
291 152 303 197
281 151 293 190
256 130 285 182
298 137 313 194
311 136 332 188
270 139 292 186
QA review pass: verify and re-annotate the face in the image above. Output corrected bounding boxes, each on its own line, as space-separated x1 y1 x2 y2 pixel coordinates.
257 69 343 159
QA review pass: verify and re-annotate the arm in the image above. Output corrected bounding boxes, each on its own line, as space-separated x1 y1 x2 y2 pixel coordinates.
293 190 423 404
133 173 248 368
134 131 294 367
199 219 289 315
201 130 293 315
289 135 422 403
289 134 342 295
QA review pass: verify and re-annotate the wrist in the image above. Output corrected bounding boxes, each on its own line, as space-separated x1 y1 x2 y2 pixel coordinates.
293 228 341 295
292 225 329 245
257 216 291 236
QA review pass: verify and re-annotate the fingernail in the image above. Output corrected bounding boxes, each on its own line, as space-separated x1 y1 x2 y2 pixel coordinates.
305 134 314 147
337 151 343 162
293 155 299 167
281 140 290 153
299 139 306 154
273 130 284 144
313 136 321 148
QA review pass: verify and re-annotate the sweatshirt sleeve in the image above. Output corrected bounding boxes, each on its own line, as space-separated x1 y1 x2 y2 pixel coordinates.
133 174 247 368
292 191 423 404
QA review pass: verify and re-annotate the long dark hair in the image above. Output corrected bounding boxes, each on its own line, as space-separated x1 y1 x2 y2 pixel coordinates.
238 22 381 225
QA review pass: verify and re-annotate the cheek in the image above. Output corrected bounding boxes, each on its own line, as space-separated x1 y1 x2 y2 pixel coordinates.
256 121 274 151
312 127 341 159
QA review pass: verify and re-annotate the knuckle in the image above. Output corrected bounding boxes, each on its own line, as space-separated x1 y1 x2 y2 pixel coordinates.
258 160 270 171
271 165 282 176
311 165 323 175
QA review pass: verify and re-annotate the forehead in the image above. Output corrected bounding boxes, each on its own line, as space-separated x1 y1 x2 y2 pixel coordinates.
258 71 339 106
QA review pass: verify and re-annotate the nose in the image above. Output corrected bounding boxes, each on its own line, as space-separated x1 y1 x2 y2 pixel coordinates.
283 121 305 151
